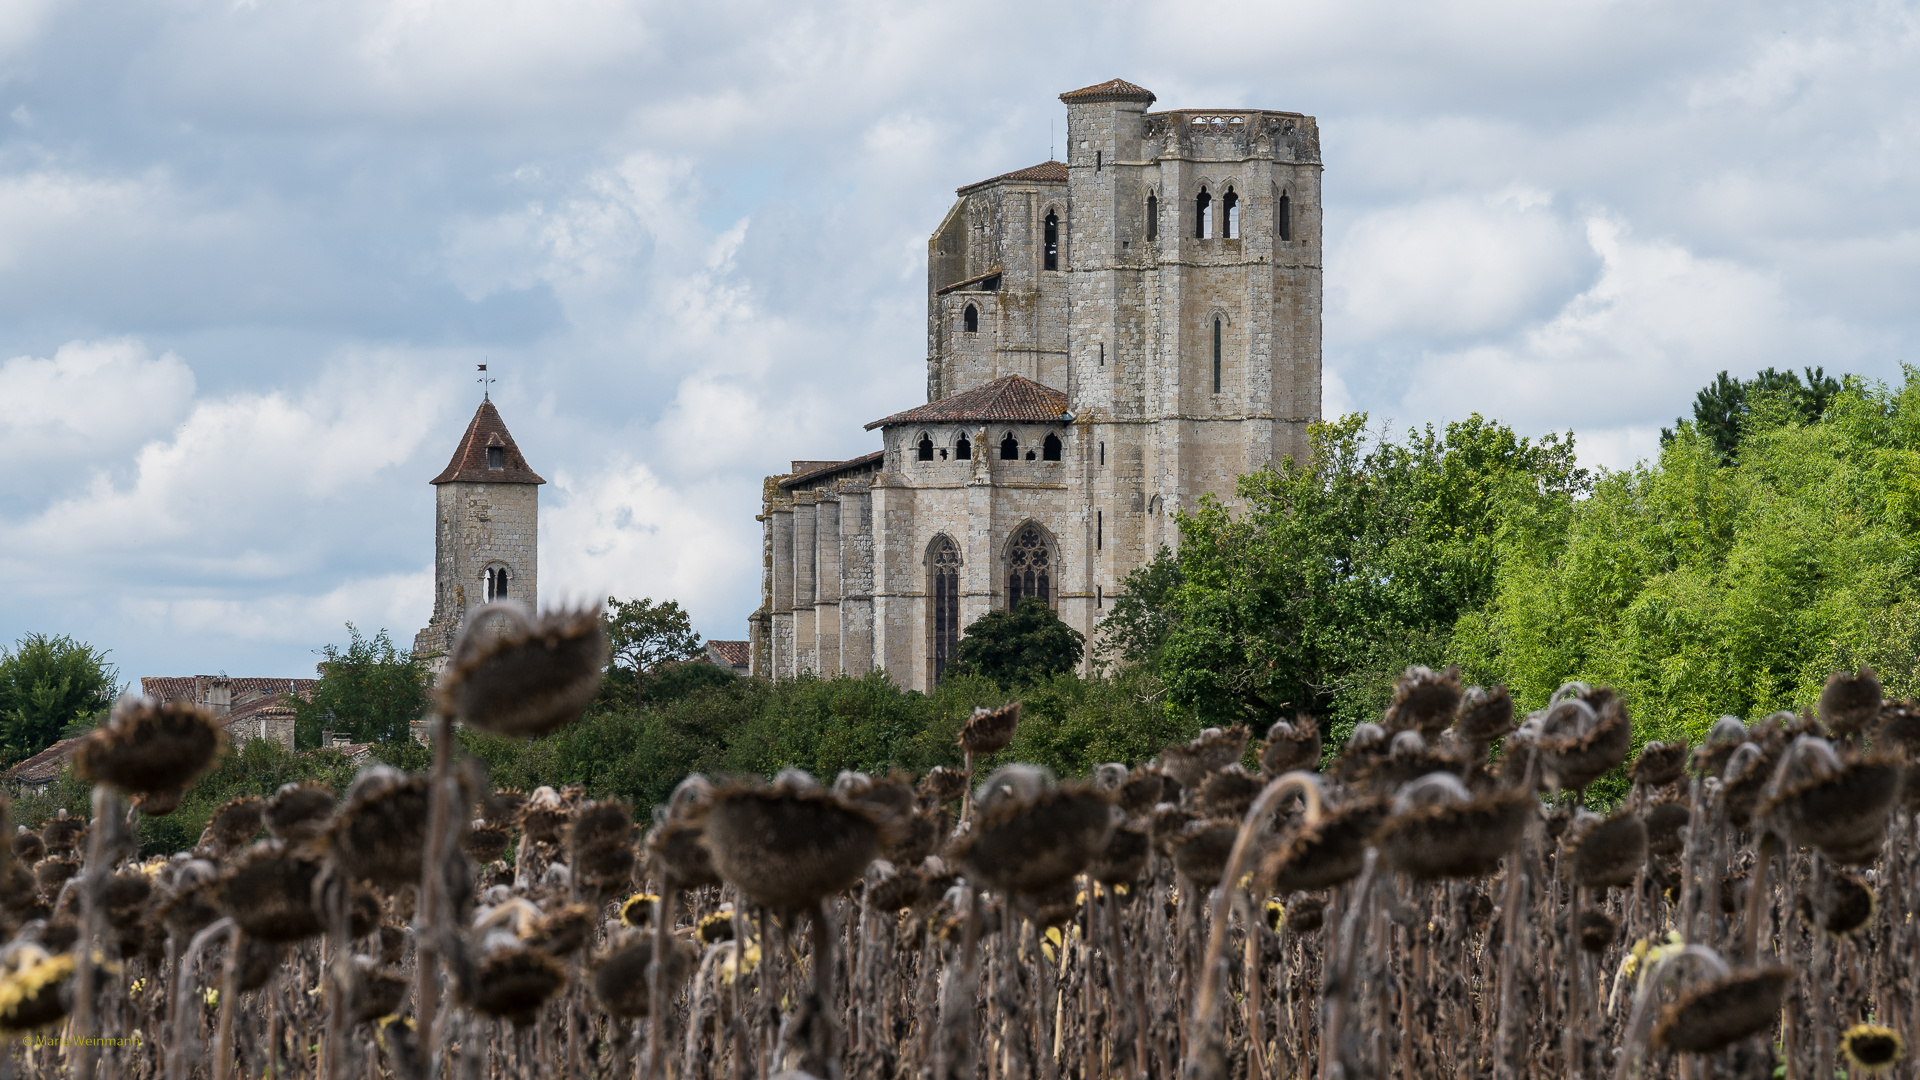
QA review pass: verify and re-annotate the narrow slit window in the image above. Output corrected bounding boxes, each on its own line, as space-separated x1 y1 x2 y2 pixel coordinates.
1278 192 1292 242
1146 193 1158 241
1042 433 1062 461
1000 433 1019 460
1098 342 1104 367
486 446 505 470
1096 585 1103 608
1097 510 1103 550
1095 150 1102 171
963 304 978 333
1213 318 1222 394
917 434 935 461
1099 441 1105 467
1044 211 1059 271
1195 188 1212 239
1222 189 1239 238
955 435 971 460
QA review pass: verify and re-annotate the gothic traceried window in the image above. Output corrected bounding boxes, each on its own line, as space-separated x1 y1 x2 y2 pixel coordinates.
930 536 961 684
1042 432 1062 460
1195 187 1212 239
1000 433 1019 460
484 566 509 601
955 434 971 460
917 434 935 461
1006 525 1052 609
1222 188 1239 238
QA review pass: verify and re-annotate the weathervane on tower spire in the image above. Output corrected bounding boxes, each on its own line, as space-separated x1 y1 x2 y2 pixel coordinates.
477 361 492 401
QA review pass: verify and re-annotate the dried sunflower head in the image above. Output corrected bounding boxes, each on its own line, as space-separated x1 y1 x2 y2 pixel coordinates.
1564 809 1647 889
1198 764 1262 819
694 908 736 945
0 945 74 1032
644 818 720 890
701 775 884 910
209 796 265 851
331 767 431 887
1170 820 1241 887
10 828 44 866
1818 667 1882 738
1797 871 1876 937
74 697 224 796
1283 895 1327 934
1576 910 1616 953
1875 700 1920 759
1536 687 1632 794
1652 967 1792 1053
218 841 324 943
518 786 571 845
591 932 694 1019
1262 797 1389 895
1454 685 1516 746
1384 666 1461 735
1841 1023 1905 1075
1118 768 1176 815
348 955 407 1024
264 782 336 844
1760 738 1899 865
616 892 658 928
1260 718 1323 777
569 800 637 901
462 822 511 864
917 767 969 806
1376 776 1529 881
1087 825 1150 887
527 904 594 957
1691 716 1751 778
959 702 1021 756
34 857 78 903
955 767 1113 897
461 944 568 1026
438 603 607 739
1643 795 1691 858
1632 740 1689 789
1159 727 1250 789
39 812 86 857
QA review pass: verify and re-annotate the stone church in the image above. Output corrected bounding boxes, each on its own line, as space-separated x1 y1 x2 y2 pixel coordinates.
413 397 544 668
751 79 1323 690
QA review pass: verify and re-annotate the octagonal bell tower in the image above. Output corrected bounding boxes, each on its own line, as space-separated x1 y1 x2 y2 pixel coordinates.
412 398 545 668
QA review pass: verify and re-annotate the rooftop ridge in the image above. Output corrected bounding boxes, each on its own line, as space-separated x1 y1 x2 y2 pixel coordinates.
865 375 1068 430
430 400 546 486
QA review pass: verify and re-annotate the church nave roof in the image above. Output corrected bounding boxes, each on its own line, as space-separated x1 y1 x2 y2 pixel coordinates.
865 375 1069 430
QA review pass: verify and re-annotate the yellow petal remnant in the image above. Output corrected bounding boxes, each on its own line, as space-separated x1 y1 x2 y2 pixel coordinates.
618 892 660 928
718 939 762 985
0 949 75 1033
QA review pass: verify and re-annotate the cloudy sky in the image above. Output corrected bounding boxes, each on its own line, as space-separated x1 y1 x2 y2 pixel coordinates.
3 0 1917 683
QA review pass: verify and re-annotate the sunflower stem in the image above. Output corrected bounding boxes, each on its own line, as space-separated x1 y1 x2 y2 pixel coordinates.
416 710 455 1071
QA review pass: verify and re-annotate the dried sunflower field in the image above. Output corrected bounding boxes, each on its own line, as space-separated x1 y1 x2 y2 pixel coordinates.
3 602 1919 1080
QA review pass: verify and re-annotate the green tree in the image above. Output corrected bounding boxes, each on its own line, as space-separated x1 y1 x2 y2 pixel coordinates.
0 633 119 765
291 625 431 748
599 597 703 708
947 598 1086 689
1662 366 1842 463
1130 413 1586 737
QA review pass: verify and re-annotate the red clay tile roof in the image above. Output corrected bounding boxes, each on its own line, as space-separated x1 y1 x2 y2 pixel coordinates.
430 400 546 486
141 677 318 702
865 376 1069 430
9 736 84 784
1059 79 1157 105
706 641 750 669
958 161 1067 195
779 451 885 491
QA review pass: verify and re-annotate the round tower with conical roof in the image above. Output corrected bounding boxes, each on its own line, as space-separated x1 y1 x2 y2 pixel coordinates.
412 399 545 667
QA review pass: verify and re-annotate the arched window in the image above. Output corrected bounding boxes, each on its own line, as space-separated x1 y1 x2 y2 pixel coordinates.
1195 187 1212 239
1042 433 1062 461
1213 318 1223 394
1006 525 1052 609
1278 192 1292 242
963 304 978 333
1043 211 1060 271
929 536 961 684
955 434 971 460
484 565 510 601
1000 433 1019 460
1222 188 1239 239
917 434 935 461
1146 193 1158 241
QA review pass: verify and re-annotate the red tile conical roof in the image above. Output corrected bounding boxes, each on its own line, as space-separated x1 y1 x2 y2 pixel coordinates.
430 399 546 485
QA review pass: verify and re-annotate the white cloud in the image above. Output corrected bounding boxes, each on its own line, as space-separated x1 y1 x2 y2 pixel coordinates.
0 339 195 476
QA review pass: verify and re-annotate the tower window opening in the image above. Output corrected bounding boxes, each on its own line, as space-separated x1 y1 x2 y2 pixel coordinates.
1097 510 1103 550
1044 211 1059 271
1213 318 1223 394
1098 342 1104 367
485 566 510 601
1026 449 1036 460
917 434 935 461
963 304 978 333
955 434 971 460
1278 192 1292 241
1146 193 1158 240
1095 150 1102 171
1097 584 1103 608
1006 525 1052 609
1042 433 1062 461
486 446 505 470
1222 189 1239 238
1000 433 1019 460
1195 188 1212 239
929 537 961 683
1099 441 1105 466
